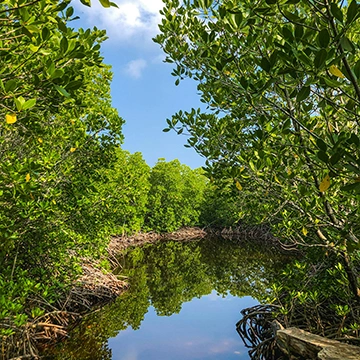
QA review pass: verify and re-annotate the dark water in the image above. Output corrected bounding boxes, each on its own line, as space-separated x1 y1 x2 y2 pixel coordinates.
47 237 288 360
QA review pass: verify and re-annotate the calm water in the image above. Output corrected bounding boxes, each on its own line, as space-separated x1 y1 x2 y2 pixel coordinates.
47 237 288 360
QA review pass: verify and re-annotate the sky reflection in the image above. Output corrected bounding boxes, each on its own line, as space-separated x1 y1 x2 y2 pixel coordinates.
109 292 257 360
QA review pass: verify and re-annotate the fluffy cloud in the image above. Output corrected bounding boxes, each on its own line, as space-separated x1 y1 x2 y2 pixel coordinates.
76 0 164 43
124 59 147 78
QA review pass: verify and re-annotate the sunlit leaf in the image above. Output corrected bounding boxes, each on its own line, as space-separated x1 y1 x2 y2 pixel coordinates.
6 114 17 124
235 180 242 191
319 175 330 192
25 173 31 182
302 227 308 236
70 147 76 152
99 0 111 7
22 98 36 110
54 85 70 97
329 65 345 78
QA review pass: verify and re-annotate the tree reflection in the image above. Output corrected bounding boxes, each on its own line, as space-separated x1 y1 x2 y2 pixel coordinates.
46 237 289 359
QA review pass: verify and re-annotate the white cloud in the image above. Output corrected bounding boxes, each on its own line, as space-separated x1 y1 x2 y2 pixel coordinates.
75 0 163 44
124 59 147 78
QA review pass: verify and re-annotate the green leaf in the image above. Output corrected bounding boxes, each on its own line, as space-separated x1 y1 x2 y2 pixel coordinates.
216 62 223 71
349 133 360 146
341 182 360 192
318 29 330 48
57 19 67 33
163 128 171 132
296 86 310 102
5 80 17 92
265 0 277 4
80 0 91 7
22 99 36 110
41 27 50 41
340 36 354 53
346 99 355 110
29 44 39 52
329 152 342 165
330 3 344 23
51 69 65 79
15 96 25 111
39 49 52 56
317 150 329 163
228 13 242 28
57 1 68 11
281 27 293 42
323 77 342 88
283 11 300 22
66 7 74 18
314 49 327 69
294 25 304 39
99 0 111 7
25 25 40 33
54 85 70 97
260 58 271 72
316 138 327 152
347 0 359 25
60 37 68 53
66 80 83 90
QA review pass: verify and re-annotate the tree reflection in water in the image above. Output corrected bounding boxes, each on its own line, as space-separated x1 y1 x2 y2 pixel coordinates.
46 237 290 360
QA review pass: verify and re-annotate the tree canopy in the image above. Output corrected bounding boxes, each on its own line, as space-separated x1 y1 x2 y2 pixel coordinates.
155 0 360 297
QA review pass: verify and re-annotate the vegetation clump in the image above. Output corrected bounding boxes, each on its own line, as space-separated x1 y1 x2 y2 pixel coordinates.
155 0 360 348
2 0 360 357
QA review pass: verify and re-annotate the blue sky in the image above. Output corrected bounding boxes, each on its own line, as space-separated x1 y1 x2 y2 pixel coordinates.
73 0 206 169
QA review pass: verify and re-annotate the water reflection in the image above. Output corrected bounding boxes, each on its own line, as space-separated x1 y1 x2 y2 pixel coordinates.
47 237 289 359
109 293 258 360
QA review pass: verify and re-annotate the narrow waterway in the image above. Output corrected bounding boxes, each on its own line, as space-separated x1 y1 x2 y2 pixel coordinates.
46 237 289 359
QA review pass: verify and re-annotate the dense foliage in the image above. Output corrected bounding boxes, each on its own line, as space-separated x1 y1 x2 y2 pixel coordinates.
7 0 360 354
0 0 208 349
0 0 127 335
145 159 207 232
156 0 360 299
199 182 243 227
97 150 151 235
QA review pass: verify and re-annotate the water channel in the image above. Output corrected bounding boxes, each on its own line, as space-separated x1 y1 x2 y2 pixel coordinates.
46 237 290 359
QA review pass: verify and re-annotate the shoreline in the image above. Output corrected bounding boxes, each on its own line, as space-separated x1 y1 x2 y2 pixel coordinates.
2 226 284 359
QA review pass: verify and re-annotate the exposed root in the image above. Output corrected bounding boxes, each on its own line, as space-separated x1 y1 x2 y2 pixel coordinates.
65 259 128 313
236 304 287 360
108 227 207 256
208 225 301 254
1 258 128 360
236 297 360 359
2 311 79 360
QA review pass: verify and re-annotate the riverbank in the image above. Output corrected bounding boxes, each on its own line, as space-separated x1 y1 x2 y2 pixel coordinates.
1 226 295 359
1 227 209 360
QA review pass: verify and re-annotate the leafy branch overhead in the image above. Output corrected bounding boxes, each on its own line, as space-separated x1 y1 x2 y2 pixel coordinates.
0 0 125 343
156 0 360 297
